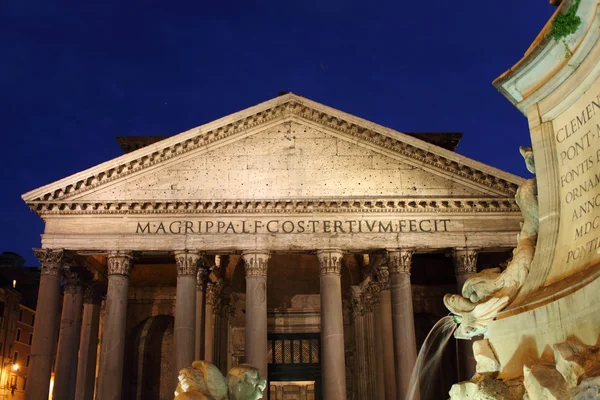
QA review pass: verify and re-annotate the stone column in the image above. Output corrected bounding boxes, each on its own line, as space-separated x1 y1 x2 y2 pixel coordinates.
316 249 347 400
363 292 377 399
350 290 366 399
450 248 479 381
376 262 397 400
204 281 218 364
174 250 200 373
96 251 133 400
371 284 387 400
75 282 102 400
388 249 418 400
242 251 270 377
53 267 84 400
26 249 63 400
195 263 209 360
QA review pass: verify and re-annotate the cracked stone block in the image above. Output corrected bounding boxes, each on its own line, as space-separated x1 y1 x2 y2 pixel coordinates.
523 360 569 400
571 375 600 400
449 375 524 400
473 339 501 376
552 341 599 388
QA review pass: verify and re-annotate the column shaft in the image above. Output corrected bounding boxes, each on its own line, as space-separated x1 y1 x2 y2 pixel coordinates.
351 301 366 400
195 268 207 361
204 285 216 364
96 251 133 400
75 286 101 400
373 296 387 400
174 251 200 372
53 275 84 400
451 248 479 381
364 306 377 398
380 288 397 400
242 252 270 377
388 249 418 400
25 249 63 400
317 250 347 400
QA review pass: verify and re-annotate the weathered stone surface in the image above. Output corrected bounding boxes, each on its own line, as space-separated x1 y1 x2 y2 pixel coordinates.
571 373 600 400
553 341 599 387
523 360 569 400
473 339 501 376
449 375 524 400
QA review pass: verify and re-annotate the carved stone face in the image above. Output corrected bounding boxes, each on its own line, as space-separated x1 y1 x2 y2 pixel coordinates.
227 365 267 400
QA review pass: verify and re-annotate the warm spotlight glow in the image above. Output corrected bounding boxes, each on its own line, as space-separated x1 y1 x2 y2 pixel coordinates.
12 280 16 288
12 363 18 371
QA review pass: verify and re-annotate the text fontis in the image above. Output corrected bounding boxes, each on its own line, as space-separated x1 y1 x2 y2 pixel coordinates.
135 219 452 235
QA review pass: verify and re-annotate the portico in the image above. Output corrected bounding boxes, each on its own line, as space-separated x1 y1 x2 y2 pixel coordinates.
22 94 523 399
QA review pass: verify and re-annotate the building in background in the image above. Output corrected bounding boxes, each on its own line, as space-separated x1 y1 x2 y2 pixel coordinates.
0 253 40 400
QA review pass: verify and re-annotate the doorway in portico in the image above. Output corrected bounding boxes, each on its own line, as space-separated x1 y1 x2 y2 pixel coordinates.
267 333 321 400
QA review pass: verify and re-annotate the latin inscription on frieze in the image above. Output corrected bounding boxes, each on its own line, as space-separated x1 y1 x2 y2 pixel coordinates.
552 84 600 279
134 218 452 235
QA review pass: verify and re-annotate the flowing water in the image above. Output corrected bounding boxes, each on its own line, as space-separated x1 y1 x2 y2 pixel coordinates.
406 316 457 400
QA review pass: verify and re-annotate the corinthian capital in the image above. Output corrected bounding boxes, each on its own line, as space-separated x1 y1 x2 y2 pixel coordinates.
83 282 104 304
242 252 271 277
174 250 202 276
450 248 479 276
34 248 64 277
316 249 343 276
206 279 223 305
63 267 84 294
107 251 134 276
375 263 390 290
387 249 415 274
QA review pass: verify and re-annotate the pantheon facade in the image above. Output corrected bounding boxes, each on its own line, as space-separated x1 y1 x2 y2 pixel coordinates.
22 94 522 400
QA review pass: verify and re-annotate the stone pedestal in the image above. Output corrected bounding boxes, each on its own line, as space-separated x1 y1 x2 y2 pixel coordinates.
242 251 270 377
388 249 418 400
96 251 133 400
26 249 63 400
451 248 479 381
174 251 200 373
195 265 208 360
53 269 84 400
75 283 102 400
316 250 347 400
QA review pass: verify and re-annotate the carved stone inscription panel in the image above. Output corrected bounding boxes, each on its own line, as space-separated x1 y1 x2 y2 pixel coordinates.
550 79 600 282
41 214 521 251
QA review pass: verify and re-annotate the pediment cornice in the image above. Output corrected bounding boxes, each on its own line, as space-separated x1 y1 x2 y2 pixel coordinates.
22 94 524 212
27 196 520 215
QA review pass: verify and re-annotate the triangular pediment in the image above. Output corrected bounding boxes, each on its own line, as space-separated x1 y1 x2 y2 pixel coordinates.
23 94 524 214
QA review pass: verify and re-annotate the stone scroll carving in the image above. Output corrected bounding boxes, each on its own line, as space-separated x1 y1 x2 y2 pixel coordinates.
174 361 267 400
444 147 539 339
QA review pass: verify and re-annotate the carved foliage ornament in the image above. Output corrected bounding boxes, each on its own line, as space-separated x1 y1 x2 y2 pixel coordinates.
83 282 104 304
107 251 134 276
375 264 390 290
206 280 223 305
387 249 415 274
451 248 479 275
63 267 84 294
34 248 64 276
316 250 344 276
174 250 202 276
242 252 271 277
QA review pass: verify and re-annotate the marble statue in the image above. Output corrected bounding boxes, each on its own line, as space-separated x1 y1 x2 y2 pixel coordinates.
174 361 267 400
444 147 539 339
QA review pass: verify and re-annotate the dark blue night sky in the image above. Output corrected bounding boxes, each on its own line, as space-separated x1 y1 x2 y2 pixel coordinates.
1 1 555 265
